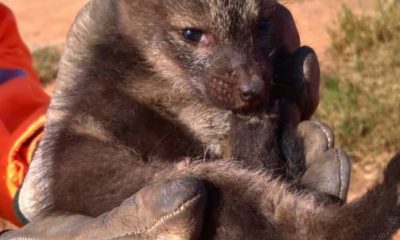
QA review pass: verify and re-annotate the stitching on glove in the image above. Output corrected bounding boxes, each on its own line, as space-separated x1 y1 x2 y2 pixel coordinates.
312 120 333 149
336 149 344 200
109 193 202 239
147 193 202 233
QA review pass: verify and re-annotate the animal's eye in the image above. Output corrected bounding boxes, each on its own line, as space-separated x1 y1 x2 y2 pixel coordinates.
182 28 204 43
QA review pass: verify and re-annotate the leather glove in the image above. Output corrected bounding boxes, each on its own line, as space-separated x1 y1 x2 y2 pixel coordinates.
269 4 320 126
297 120 351 202
1 177 206 240
269 5 346 201
273 46 320 125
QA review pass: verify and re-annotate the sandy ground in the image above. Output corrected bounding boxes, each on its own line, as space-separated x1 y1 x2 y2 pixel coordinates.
5 0 397 237
285 0 374 63
2 0 87 48
4 0 374 61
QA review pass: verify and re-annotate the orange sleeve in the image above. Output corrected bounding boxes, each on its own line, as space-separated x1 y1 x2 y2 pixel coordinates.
0 3 50 226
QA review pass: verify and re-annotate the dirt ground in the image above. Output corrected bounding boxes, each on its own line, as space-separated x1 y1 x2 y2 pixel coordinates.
4 0 374 58
5 0 397 237
285 0 374 63
2 0 86 48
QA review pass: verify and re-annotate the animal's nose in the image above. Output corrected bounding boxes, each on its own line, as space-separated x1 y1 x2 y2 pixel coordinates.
239 79 265 102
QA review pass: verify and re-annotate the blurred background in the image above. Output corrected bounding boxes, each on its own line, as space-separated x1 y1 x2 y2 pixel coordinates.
2 0 400 235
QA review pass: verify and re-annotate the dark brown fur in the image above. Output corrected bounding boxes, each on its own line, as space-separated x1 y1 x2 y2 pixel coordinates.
19 0 400 239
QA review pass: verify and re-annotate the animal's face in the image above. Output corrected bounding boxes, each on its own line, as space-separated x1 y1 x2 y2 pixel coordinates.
119 0 278 111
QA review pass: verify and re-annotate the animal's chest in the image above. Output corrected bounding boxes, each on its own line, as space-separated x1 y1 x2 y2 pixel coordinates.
148 103 233 160
177 105 232 159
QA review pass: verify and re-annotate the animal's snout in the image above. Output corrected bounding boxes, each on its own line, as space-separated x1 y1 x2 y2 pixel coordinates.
239 79 266 103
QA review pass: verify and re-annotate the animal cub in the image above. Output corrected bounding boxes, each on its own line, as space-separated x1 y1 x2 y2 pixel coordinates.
19 0 400 239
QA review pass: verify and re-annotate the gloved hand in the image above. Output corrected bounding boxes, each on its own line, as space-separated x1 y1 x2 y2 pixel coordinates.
273 46 320 125
1 177 207 240
267 4 349 202
268 4 346 202
269 3 320 126
297 120 351 203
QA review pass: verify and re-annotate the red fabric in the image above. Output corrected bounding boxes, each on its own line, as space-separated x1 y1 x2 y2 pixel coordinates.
0 3 49 226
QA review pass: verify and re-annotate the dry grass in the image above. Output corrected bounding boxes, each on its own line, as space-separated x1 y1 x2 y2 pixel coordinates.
316 0 400 172
32 45 62 86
